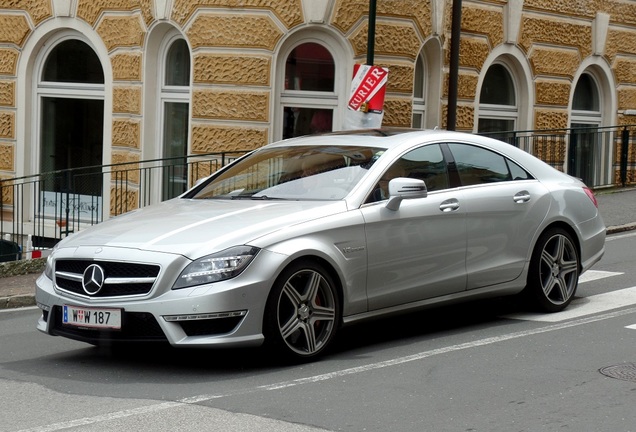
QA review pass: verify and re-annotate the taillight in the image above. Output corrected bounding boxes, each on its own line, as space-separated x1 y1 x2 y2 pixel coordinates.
583 187 598 208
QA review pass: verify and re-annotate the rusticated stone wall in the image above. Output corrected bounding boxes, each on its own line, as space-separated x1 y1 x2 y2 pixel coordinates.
0 5 24 206
0 109 13 195
193 54 271 86
332 0 431 37
171 0 304 28
0 141 12 171
111 53 142 81
0 0 51 24
112 119 141 149
191 125 267 154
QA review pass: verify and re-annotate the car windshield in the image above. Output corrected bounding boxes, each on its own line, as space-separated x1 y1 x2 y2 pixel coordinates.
190 144 386 200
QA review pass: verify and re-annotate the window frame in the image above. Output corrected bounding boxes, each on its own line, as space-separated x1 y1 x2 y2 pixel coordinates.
274 31 350 141
33 33 106 224
445 143 533 187
412 52 426 128
156 33 191 200
477 62 518 135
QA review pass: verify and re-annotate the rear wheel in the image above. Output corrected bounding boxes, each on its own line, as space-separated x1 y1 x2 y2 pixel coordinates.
264 260 340 361
525 227 580 312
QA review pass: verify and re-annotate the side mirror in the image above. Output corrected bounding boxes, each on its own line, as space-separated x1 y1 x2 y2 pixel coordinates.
386 178 427 211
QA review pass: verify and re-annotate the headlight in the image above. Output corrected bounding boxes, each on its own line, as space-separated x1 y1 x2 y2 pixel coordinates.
44 254 54 279
43 243 60 280
172 246 260 289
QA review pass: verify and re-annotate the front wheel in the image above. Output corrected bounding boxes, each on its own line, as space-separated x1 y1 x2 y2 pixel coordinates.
524 227 580 312
264 261 340 361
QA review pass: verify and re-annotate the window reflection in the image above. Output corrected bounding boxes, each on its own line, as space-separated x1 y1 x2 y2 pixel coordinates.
42 40 104 84
285 43 334 91
283 108 333 139
480 64 515 106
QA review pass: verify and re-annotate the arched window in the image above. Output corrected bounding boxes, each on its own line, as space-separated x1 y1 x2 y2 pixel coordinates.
42 39 104 84
281 42 336 139
412 53 426 128
573 73 600 113
478 63 517 143
159 37 190 200
38 37 105 223
569 72 602 187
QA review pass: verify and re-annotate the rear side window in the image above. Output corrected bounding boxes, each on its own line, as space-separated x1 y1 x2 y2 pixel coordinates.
448 143 531 186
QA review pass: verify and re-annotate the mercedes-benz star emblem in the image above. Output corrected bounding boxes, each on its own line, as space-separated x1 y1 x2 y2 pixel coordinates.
82 264 105 295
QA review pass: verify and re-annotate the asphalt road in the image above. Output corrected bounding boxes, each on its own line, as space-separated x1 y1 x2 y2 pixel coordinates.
2 231 636 432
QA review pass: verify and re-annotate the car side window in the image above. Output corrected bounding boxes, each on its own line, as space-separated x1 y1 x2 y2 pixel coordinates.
401 144 449 191
507 158 532 180
448 143 530 186
367 144 449 202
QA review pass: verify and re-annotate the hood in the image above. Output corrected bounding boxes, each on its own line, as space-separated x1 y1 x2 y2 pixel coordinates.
58 198 349 259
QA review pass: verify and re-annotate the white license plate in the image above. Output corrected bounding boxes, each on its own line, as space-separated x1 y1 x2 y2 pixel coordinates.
62 305 122 330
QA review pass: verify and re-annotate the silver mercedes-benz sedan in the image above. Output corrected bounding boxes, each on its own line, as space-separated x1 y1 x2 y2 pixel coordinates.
35 129 605 360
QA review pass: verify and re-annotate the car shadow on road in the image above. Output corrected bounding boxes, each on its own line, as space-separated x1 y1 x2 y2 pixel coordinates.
330 295 528 356
5 294 530 388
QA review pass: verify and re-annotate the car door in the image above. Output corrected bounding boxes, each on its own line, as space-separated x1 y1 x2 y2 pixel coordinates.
446 143 552 290
361 144 467 311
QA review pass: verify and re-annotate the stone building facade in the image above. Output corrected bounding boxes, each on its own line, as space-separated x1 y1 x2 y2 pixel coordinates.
0 0 636 217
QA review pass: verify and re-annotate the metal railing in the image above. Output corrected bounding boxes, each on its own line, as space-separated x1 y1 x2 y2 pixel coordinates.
480 124 636 189
0 150 247 261
2 124 636 261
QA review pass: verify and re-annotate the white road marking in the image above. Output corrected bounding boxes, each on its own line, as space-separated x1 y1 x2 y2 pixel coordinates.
579 270 623 283
505 286 636 322
626 324 636 330
17 306 636 432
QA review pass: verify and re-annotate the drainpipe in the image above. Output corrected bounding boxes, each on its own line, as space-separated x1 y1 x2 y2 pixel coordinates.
621 127 629 187
367 0 377 65
447 0 462 131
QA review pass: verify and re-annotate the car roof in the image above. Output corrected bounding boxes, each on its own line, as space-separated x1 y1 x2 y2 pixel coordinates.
264 128 565 181
268 128 455 150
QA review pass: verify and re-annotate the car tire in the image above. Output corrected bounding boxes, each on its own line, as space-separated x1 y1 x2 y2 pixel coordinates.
525 227 580 313
263 260 340 361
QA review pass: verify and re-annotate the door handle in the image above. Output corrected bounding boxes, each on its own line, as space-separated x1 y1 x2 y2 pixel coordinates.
513 191 531 203
439 199 460 212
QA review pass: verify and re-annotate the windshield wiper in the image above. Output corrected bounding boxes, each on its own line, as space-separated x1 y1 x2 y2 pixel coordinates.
251 195 286 200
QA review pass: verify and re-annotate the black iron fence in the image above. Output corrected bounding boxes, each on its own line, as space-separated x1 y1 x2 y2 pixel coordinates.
2 124 636 262
481 124 636 189
0 150 246 261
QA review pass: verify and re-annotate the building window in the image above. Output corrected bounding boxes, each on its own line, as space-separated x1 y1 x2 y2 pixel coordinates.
37 38 105 223
478 64 517 143
573 73 600 112
159 37 190 200
281 42 336 139
569 73 602 187
412 53 426 128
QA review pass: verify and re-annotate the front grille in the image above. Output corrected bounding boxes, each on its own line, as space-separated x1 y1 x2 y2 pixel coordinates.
54 259 160 298
50 306 167 343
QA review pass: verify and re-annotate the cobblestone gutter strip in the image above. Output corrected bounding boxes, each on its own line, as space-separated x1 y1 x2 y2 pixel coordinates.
607 222 636 235
0 258 46 278
2 295 35 309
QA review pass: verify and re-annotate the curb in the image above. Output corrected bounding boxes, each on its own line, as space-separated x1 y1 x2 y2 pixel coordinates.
2 295 36 310
606 222 636 235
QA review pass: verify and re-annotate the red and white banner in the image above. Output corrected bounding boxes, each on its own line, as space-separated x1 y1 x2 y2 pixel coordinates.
344 64 389 130
348 64 388 113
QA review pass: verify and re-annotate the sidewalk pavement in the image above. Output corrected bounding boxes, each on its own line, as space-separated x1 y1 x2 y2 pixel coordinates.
1 187 635 310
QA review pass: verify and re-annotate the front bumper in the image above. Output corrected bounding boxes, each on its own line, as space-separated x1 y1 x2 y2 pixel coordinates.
35 247 287 348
